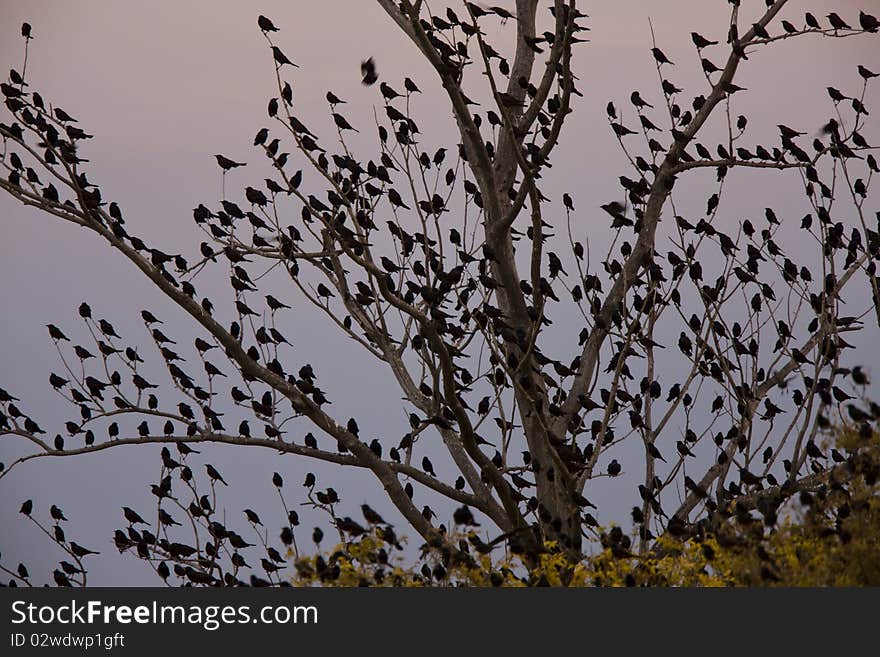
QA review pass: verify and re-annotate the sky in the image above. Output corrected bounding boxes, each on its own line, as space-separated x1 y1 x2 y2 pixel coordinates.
0 1 878 585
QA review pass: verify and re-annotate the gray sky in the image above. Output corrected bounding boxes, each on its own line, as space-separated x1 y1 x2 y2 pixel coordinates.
1 1 878 585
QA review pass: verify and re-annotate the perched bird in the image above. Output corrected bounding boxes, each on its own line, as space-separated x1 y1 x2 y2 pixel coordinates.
271 46 297 68
361 504 386 525
205 464 228 485
215 154 246 171
258 15 279 33
701 58 721 74
53 570 73 587
691 32 718 49
69 542 99 557
158 509 180 527
380 82 400 100
827 86 847 103
54 107 77 123
630 91 653 109
253 127 269 146
826 13 851 32
751 22 770 40
860 11 879 32
387 188 410 209
332 112 358 132
266 295 290 311
611 123 637 138
453 505 479 526
651 47 673 65
858 65 878 80
47 324 69 341
601 201 632 227
123 507 146 525
336 517 367 536
404 77 420 94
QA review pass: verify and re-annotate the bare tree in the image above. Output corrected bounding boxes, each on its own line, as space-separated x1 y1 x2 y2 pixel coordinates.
1 1 879 586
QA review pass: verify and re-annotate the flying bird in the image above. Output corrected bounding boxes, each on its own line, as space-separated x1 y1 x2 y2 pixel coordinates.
361 57 378 85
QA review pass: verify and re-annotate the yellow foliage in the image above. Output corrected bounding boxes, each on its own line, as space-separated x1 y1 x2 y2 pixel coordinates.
289 436 880 587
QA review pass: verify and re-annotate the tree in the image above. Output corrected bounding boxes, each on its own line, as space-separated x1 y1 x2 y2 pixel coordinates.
1 1 879 586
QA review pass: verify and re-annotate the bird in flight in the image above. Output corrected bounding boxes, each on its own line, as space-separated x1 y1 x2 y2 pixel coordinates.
361 57 378 85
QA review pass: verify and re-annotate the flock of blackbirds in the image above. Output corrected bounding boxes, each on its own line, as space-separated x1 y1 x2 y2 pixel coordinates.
1 3 879 585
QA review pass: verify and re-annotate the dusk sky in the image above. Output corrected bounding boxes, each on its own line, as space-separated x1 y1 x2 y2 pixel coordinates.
1 1 877 585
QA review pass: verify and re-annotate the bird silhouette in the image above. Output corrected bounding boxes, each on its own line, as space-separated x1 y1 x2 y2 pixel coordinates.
361 57 378 85
258 15 278 33
215 154 246 171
